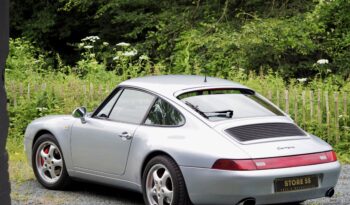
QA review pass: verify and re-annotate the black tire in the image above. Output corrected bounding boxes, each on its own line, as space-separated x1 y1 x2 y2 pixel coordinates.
32 133 71 189
142 155 192 205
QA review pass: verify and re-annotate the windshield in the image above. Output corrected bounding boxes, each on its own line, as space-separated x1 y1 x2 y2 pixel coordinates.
178 89 284 121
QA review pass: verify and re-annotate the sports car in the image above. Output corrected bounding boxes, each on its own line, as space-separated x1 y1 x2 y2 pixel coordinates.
25 75 341 205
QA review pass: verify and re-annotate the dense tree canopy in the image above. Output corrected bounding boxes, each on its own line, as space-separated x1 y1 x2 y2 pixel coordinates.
9 0 350 78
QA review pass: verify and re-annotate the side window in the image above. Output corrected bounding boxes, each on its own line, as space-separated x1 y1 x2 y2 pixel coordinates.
145 98 185 126
95 89 122 118
109 89 155 124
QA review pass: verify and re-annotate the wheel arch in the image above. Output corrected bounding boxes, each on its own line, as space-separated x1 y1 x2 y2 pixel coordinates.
32 130 55 148
141 150 179 180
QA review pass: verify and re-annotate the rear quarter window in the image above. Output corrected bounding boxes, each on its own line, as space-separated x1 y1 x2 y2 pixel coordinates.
144 98 185 126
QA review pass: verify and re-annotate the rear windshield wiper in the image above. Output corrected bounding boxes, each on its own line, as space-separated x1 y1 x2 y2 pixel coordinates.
204 110 233 118
185 101 209 119
185 101 233 119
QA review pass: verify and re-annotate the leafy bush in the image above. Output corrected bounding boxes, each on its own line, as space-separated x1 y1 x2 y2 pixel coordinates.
311 0 350 77
6 38 49 81
9 0 350 79
8 91 63 139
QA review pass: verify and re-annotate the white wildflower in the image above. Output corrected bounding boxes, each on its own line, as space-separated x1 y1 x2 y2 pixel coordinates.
103 42 109 46
113 56 119 61
116 42 130 47
139 55 149 60
317 59 329 64
36 107 48 111
123 50 138 57
297 78 307 83
84 45 93 49
78 43 84 48
82 37 91 41
89 53 95 58
82 36 100 42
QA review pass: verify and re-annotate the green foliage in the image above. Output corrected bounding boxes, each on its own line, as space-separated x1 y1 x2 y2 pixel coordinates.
74 36 153 80
6 38 49 80
335 142 350 163
311 0 350 76
8 91 63 139
11 0 333 78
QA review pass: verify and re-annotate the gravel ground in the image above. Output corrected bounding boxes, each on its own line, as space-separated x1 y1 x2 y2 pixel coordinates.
11 165 349 205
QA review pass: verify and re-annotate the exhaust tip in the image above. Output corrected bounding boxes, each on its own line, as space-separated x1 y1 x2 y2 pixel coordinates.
237 198 256 205
325 188 335 198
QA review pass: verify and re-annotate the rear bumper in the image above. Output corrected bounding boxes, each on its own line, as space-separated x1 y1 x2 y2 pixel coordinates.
180 161 341 205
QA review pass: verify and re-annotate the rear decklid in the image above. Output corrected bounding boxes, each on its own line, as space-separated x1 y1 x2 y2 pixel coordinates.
214 116 332 159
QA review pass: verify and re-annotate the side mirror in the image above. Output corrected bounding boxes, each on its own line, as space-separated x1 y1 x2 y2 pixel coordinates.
72 107 87 124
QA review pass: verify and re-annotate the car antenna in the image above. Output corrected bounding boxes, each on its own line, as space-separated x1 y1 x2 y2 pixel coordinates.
203 67 207 83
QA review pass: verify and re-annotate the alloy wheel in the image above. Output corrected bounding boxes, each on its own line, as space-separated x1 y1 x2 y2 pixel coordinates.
146 164 174 205
35 141 63 184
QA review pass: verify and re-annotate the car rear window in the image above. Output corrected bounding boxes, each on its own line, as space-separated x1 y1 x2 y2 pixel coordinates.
177 89 284 121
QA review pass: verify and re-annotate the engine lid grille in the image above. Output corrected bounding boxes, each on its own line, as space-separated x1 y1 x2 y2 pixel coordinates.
225 123 306 142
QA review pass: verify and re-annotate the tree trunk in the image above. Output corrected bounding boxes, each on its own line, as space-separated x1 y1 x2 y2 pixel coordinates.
0 0 11 204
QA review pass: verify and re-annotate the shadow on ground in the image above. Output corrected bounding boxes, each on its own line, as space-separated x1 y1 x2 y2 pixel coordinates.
69 180 144 202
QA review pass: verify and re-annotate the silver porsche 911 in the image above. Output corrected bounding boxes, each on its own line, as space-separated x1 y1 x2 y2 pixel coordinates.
25 75 341 205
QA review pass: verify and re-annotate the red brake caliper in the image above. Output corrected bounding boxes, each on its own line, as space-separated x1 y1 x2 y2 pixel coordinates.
41 147 49 166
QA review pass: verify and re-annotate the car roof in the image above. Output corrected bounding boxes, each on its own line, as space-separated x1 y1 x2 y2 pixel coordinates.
119 75 249 98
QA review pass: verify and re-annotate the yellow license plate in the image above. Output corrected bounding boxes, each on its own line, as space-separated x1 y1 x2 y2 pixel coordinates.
274 175 319 192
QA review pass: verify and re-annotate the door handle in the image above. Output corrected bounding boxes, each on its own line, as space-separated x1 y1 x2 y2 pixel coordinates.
119 132 132 140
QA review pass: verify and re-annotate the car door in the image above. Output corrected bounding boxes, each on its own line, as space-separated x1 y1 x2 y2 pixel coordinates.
70 88 156 176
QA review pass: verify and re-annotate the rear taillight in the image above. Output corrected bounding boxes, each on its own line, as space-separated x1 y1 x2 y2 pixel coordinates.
327 150 337 161
212 159 256 171
212 151 337 171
